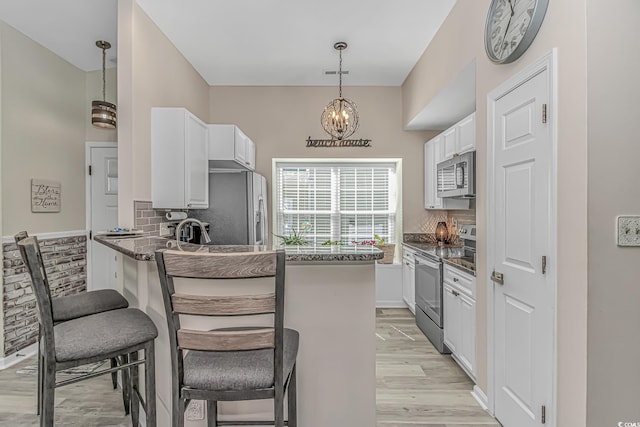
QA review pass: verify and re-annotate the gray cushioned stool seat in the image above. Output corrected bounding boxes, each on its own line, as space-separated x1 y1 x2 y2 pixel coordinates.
183 328 299 391
52 289 129 322
54 308 158 362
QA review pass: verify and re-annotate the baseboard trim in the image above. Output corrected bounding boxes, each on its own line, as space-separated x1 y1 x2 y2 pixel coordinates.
375 301 407 308
472 385 492 415
0 342 37 370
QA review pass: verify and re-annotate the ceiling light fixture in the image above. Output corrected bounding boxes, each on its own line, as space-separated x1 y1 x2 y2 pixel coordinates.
321 42 359 140
91 40 117 129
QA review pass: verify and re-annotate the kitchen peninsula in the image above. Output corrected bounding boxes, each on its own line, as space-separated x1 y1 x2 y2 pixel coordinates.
95 235 382 427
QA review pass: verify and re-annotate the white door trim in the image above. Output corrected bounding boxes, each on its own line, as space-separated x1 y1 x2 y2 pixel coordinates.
486 49 558 425
85 141 117 290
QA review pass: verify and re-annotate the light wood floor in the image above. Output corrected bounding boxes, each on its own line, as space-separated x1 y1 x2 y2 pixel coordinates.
376 308 500 427
0 309 499 426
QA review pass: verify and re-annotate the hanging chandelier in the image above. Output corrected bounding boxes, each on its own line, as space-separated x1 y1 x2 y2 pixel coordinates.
321 42 359 140
91 40 117 129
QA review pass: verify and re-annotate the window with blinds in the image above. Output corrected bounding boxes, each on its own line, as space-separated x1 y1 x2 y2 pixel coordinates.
275 162 397 246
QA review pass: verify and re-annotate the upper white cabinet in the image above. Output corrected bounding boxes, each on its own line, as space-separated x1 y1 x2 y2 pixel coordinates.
443 264 476 381
442 112 476 160
456 113 476 155
151 108 209 209
209 124 256 170
424 136 444 210
424 112 476 210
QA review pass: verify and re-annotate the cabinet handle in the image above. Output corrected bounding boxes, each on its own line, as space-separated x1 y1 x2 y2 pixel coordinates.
453 277 459 282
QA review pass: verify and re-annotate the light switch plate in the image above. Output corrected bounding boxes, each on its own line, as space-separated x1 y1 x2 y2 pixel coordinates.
617 215 640 246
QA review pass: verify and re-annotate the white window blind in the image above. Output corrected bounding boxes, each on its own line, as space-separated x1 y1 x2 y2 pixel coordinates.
275 162 397 246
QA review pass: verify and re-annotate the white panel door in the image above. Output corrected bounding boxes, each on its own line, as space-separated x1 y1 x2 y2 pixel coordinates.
492 68 553 427
89 146 118 291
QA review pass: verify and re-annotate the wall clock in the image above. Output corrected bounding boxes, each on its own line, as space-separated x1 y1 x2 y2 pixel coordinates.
485 0 549 64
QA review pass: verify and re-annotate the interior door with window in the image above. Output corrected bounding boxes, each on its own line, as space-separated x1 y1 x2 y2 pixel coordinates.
88 144 118 291
490 65 554 427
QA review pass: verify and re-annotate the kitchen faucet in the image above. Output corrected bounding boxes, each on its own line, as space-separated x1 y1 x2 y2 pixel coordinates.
175 218 211 244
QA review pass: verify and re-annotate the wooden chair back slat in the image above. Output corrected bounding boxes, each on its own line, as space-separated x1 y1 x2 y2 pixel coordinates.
172 293 275 316
162 250 277 279
177 328 275 351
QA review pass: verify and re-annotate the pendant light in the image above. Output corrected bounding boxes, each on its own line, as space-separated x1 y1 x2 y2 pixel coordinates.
91 40 117 129
321 42 359 140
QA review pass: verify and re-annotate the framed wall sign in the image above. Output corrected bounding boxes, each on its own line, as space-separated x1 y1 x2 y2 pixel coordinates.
31 179 61 213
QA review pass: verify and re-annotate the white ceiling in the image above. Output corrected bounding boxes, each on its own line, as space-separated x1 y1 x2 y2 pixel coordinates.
0 0 118 71
136 0 457 86
0 0 456 86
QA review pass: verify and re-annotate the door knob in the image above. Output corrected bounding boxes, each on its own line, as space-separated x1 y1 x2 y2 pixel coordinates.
491 270 504 285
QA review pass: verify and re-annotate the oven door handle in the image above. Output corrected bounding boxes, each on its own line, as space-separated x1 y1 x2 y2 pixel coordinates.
415 256 440 270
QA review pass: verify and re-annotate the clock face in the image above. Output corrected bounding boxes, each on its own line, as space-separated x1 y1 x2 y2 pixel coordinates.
485 0 549 64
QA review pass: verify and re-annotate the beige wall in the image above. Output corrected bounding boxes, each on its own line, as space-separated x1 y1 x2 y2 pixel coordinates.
85 67 118 143
586 1 640 425
208 86 433 233
0 21 87 235
403 1 589 425
117 0 210 226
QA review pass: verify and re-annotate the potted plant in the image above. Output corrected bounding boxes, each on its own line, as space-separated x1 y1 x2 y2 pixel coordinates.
352 234 395 264
273 229 308 246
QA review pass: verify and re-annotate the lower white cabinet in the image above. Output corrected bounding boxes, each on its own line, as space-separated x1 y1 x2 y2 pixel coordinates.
402 246 416 314
375 263 404 308
443 264 476 381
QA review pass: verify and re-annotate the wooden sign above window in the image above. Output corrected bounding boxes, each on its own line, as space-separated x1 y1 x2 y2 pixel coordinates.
306 137 372 148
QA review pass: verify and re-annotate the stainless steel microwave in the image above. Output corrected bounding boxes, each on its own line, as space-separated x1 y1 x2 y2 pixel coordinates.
436 151 475 198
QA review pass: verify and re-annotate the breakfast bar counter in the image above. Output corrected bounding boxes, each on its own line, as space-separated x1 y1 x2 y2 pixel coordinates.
96 235 381 427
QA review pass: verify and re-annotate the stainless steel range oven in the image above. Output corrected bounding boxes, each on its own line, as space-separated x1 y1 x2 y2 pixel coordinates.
415 252 450 354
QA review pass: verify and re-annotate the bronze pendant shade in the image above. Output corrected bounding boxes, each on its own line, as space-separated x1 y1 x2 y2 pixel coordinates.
91 41 117 129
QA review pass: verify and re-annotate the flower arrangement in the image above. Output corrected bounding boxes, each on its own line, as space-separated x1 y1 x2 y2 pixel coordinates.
352 234 385 246
352 234 394 264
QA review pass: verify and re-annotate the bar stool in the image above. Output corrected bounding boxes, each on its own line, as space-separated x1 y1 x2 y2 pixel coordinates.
18 236 158 427
155 249 298 427
14 231 130 415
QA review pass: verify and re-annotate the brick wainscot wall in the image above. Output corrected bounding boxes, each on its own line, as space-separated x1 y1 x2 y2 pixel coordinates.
2 234 87 357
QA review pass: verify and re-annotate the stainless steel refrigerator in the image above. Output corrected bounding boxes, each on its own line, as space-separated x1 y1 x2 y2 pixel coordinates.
190 171 268 245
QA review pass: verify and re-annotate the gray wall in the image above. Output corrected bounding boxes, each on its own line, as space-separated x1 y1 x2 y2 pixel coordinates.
586 1 640 425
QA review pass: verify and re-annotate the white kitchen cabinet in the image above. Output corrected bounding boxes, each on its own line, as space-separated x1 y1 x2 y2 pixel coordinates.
442 127 458 160
151 108 209 209
441 112 477 161
402 246 416 314
443 264 476 381
209 124 256 170
424 113 475 211
456 112 476 155
424 136 444 210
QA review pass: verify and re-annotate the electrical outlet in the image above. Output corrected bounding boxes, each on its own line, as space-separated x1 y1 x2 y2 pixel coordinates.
160 222 171 237
617 215 640 246
186 400 204 420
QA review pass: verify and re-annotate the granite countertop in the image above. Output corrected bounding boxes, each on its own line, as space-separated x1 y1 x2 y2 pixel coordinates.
442 258 476 276
94 235 383 263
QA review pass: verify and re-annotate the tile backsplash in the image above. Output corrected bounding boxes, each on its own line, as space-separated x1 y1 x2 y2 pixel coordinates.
133 201 185 237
